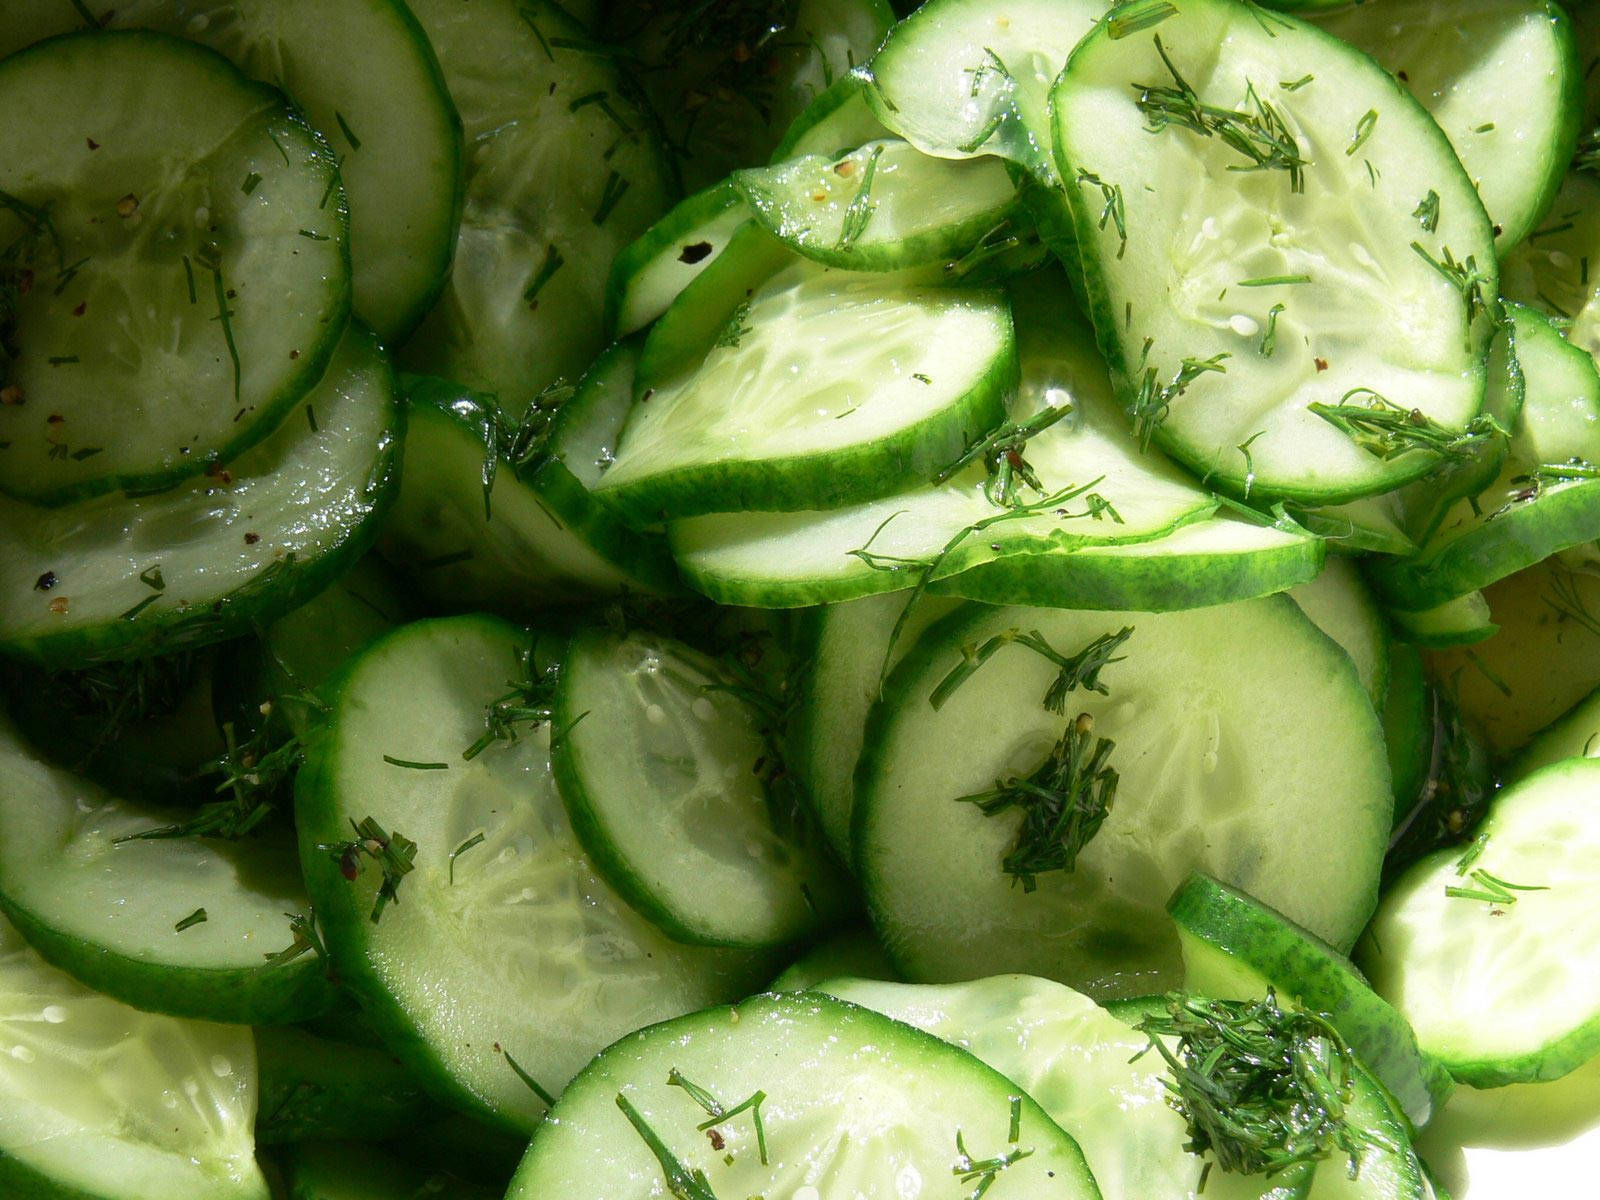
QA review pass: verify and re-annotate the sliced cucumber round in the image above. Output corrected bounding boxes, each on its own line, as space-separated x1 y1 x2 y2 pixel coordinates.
1289 557 1390 712
1292 495 1417 559
604 183 747 338
1383 641 1431 819
856 596 1391 998
0 911 267 1200
1314 0 1582 251
0 29 350 505
1361 757 1600 1086
0 0 464 343
595 261 1016 521
1510 679 1600 782
399 0 673 414
551 628 851 949
0 710 331 1024
770 71 893 162
507 991 1100 1200
0 323 400 667
1388 592 1497 649
1502 170 1600 367
1053 0 1497 503
1170 872 1451 1132
768 926 896 991
295 614 765 1135
377 373 676 615
255 1024 434 1146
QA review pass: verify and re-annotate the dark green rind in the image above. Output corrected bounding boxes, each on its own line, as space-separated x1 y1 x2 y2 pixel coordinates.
1169 872 1452 1131
769 73 890 162
669 527 916 609
603 313 1017 524
256 1025 435 1146
929 522 1326 611
603 182 745 338
0 31 352 507
0 325 403 667
1383 640 1431 820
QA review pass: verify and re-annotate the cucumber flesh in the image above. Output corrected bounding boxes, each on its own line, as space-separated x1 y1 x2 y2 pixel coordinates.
604 183 747 339
771 72 894 162
1288 558 1390 712
255 1024 434 1146
768 926 897 990
1502 170 1600 367
1510 680 1600 782
1388 593 1497 649
0 29 349 504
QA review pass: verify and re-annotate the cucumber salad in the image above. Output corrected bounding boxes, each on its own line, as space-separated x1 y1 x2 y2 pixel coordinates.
3 0 1600 1197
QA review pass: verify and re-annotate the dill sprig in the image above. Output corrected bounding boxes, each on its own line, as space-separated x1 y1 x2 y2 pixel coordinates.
262 910 327 968
1135 37 1306 192
1384 682 1494 882
1413 190 1440 234
930 626 1134 711
1544 563 1600 638
1106 0 1177 39
958 712 1118 892
115 720 301 842
836 143 884 250
1410 242 1495 347
952 1098 1033 1199
0 188 67 373
481 379 577 520
1130 347 1230 449
935 404 1077 507
1445 867 1549 906
461 644 562 761
667 1068 769 1165
1308 389 1504 464
1076 170 1128 259
1136 991 1391 1180
616 1094 721 1200
1574 125 1600 177
319 815 418 924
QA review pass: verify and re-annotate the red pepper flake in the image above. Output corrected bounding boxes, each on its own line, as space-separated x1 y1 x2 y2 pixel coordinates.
33 571 57 591
205 461 234 485
71 301 87 317
86 137 100 150
810 190 828 203
0 386 22 406
834 160 856 178
47 596 69 615
706 1129 725 1151
1314 357 1329 372
243 531 260 545
115 193 140 219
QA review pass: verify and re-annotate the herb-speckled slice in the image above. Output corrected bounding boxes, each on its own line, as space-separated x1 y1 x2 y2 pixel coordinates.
1053 0 1496 503
0 324 400 667
400 0 672 414
1288 558 1389 712
295 614 764 1135
604 183 747 338
507 992 1100 1200
1360 757 1600 1087
0 30 349 505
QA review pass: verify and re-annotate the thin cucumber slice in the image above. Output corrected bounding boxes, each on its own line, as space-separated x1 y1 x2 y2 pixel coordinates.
770 72 894 162
816 974 1211 1198
400 0 672 413
551 628 850 949
863 0 1106 182
295 614 763 1135
1314 0 1582 251
0 0 464 343
1170 872 1450 1132
1424 557 1600 757
732 139 1023 270
929 512 1326 613
604 183 747 338
281 1141 495 1200
768 927 896 990
1372 305 1600 610
856 596 1391 998
1361 757 1600 1086
1383 641 1431 818
1387 593 1497 649
377 374 675 615
1502 170 1600 366
0 911 267 1200
0 30 349 505
507 991 1101 1200
1289 558 1390 712
1510 681 1600 781
0 323 400 666
667 287 1216 607
1292 496 1417 559
594 261 1016 521
791 592 961 864
255 1025 433 1146
0 710 331 1024
1053 0 1497 503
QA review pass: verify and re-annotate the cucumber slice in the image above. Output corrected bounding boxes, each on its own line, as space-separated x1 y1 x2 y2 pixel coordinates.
1053 0 1497 503
400 0 672 413
551 628 850 949
507 991 1100 1200
0 710 331 1024
1361 757 1600 1086
930 512 1326 612
1289 558 1390 712
1510 680 1600 781
295 614 763 1134
0 30 349 504
0 910 267 1200
594 261 1016 521
771 72 894 162
667 286 1216 607
1372 305 1600 610
856 596 1391 998
1314 0 1582 251
792 592 961 863
816 974 1210 1197
0 0 463 343
1502 170 1600 367
863 0 1105 182
0 323 400 666
1383 642 1431 818
1388 592 1497 649
1170 872 1450 1132
604 183 747 338
255 1025 433 1146
377 373 676 615
1292 496 1417 559
281 1141 495 1200
768 927 896 990
732 139 1023 270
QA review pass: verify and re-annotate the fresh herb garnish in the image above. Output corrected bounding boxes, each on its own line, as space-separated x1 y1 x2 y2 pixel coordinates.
1309 388 1504 464
174 907 207 932
935 404 1076 507
837 143 885 250
1130 348 1230 449
462 644 561 760
1106 0 1177 39
952 1099 1033 1199
1445 867 1549 906
1076 170 1128 259
1410 242 1495 346
449 832 487 884
616 1094 721 1200
319 816 418 923
930 626 1133 712
1412 190 1440 233
667 1068 769 1165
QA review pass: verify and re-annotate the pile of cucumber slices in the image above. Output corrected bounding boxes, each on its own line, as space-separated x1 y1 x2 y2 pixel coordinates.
5 0 1600 1196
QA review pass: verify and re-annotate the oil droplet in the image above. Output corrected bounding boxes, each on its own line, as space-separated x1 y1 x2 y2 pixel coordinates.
1228 314 1259 337
646 704 667 725
10 1045 35 1063
691 697 716 721
210 1055 234 1078
40 1005 67 1024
